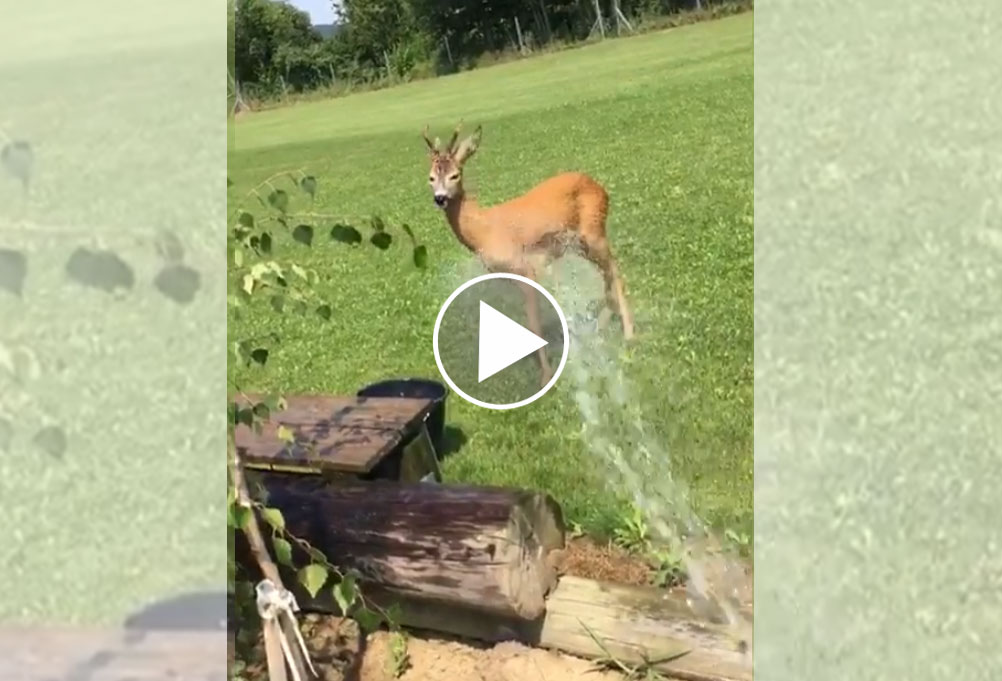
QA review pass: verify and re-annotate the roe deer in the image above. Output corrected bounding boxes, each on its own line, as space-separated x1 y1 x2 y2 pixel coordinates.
422 122 634 386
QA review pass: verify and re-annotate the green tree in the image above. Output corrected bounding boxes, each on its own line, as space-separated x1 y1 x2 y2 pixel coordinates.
233 0 320 87
336 0 427 71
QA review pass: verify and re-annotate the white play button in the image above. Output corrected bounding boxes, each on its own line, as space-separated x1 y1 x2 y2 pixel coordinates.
434 273 569 410
477 300 549 382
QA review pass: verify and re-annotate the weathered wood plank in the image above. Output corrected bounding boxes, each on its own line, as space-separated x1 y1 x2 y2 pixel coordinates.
234 394 434 473
236 476 566 620
288 575 751 681
0 628 227 681
538 576 750 681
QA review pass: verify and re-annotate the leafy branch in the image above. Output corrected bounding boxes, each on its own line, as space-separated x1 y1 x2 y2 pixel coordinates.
227 171 426 348
227 168 426 668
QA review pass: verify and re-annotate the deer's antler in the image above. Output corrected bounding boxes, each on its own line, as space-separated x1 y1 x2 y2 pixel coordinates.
446 120 464 153
421 125 437 153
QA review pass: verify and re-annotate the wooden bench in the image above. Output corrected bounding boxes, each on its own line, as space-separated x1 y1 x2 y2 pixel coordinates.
234 394 442 482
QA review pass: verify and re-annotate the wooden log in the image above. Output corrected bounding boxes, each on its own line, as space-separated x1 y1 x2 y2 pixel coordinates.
0 627 227 681
290 575 750 681
538 576 750 681
238 475 565 620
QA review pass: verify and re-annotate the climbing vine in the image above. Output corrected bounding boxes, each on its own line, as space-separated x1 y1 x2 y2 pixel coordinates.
226 169 425 667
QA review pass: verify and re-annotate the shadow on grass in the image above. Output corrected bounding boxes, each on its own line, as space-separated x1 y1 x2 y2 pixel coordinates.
437 425 468 460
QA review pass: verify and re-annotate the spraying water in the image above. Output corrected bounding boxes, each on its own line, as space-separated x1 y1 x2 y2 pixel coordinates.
433 254 753 659
550 255 754 660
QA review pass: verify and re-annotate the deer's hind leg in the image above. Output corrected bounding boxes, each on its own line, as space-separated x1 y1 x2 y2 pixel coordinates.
582 238 634 340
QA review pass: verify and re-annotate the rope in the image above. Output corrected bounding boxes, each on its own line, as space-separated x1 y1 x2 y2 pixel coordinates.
255 579 317 681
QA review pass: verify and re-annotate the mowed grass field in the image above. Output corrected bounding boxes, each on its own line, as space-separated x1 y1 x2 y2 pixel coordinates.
228 14 753 539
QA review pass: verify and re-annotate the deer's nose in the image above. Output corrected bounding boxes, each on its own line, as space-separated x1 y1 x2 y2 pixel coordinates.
433 194 448 207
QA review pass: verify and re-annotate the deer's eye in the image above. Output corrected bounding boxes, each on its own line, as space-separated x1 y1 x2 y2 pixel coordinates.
448 174 460 181
428 177 434 183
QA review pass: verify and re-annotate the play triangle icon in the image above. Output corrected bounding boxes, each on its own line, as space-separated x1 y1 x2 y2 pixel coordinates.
478 300 549 382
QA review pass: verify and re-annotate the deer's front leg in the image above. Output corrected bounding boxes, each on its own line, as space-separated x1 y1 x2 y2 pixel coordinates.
516 279 553 388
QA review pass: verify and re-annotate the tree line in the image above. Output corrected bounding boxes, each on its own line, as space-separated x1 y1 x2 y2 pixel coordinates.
231 0 748 102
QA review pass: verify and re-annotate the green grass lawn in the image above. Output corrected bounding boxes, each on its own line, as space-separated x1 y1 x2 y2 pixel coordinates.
228 14 753 541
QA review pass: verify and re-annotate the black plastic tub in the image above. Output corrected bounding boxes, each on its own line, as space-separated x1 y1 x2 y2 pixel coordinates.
357 378 447 451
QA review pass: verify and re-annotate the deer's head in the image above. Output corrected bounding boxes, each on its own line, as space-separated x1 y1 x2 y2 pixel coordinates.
422 122 482 209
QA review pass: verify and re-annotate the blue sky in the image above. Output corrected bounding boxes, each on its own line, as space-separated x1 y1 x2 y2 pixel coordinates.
288 0 335 24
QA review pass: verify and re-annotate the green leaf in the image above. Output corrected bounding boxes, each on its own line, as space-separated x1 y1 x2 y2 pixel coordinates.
316 303 332 321
233 505 253 530
263 393 284 411
232 341 253 366
261 507 285 532
371 232 393 250
268 189 289 212
300 175 317 197
277 425 295 443
252 402 270 420
274 537 294 567
354 606 384 634
330 224 362 245
298 564 329 598
259 232 273 254
305 545 326 563
384 602 404 628
250 348 269 366
333 574 358 615
370 215 386 232
250 262 273 279
232 247 244 267
412 245 428 269
238 212 254 228
270 295 285 313
242 274 255 295
237 406 254 428
401 223 416 243
233 404 255 428
292 224 314 247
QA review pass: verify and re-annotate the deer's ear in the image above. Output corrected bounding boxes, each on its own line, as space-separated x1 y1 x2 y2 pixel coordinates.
454 126 482 165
